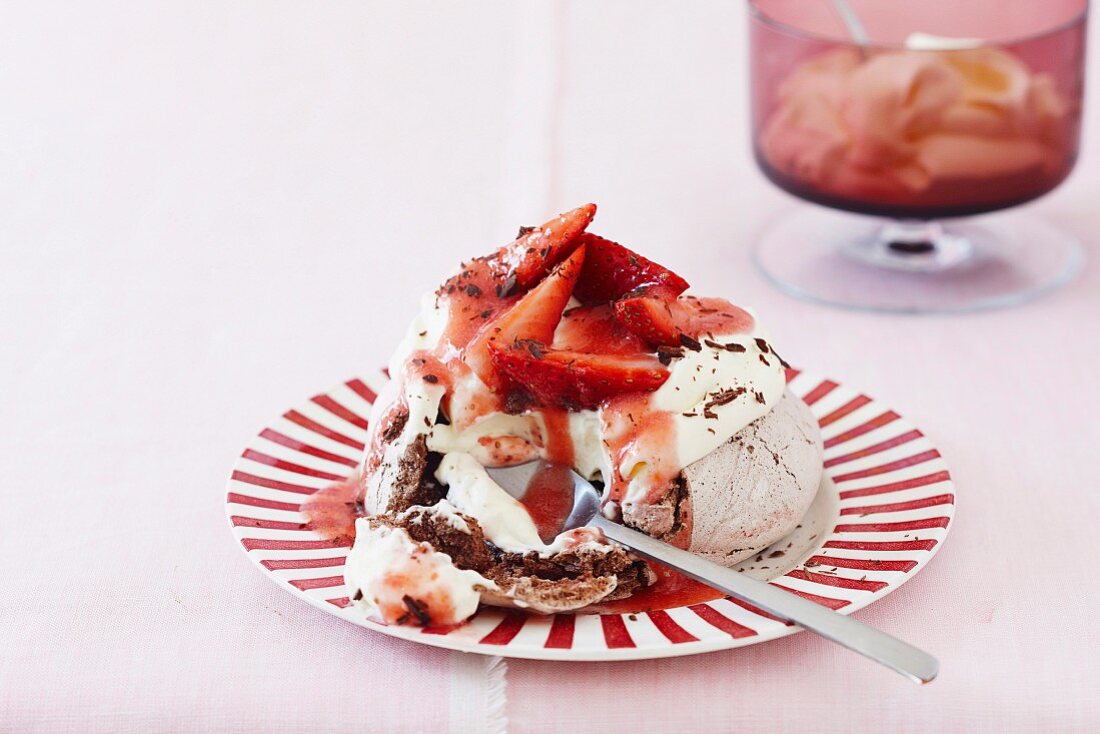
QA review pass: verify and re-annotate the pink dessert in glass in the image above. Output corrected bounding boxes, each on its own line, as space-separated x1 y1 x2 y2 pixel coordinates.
748 0 1087 313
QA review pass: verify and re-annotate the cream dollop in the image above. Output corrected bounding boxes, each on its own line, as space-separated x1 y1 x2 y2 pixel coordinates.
344 518 491 626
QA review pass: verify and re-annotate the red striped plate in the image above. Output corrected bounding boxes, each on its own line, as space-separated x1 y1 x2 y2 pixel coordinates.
226 370 954 660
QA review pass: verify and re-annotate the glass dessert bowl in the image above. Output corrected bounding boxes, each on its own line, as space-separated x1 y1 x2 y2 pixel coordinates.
748 0 1087 313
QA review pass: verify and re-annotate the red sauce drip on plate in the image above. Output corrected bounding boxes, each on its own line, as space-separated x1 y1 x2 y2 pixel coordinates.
588 561 723 614
301 476 361 544
518 461 576 543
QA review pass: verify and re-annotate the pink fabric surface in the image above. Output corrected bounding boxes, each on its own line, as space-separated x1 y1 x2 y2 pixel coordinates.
2 1 1098 732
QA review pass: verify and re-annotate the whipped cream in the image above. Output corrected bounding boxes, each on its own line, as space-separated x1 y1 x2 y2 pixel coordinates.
621 324 785 508
345 517 491 627
436 451 607 555
369 288 785 542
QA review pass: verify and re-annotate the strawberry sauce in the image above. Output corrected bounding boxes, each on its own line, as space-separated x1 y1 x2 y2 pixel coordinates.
589 562 723 614
301 475 361 544
601 394 678 506
676 296 755 338
517 461 577 543
539 409 575 466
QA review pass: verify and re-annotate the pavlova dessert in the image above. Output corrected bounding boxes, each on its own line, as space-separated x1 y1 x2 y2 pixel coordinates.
345 204 823 627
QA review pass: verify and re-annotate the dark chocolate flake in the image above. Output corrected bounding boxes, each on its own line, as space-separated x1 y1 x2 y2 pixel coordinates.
464 283 482 297
495 273 518 299
401 595 432 626
423 374 439 384
679 334 702 351
514 338 547 359
707 387 745 408
770 346 792 369
656 345 685 366
754 337 771 354
703 338 746 353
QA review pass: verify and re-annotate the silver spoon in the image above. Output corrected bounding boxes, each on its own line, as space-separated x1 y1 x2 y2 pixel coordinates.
488 460 938 684
828 0 871 47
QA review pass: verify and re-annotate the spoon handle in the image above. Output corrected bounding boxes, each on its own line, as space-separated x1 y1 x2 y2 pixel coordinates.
591 515 939 684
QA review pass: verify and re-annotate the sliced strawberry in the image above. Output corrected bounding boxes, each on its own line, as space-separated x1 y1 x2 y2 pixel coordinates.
613 289 755 348
467 246 586 388
676 295 755 338
613 287 681 347
489 342 669 411
494 204 596 292
552 304 648 356
572 233 689 305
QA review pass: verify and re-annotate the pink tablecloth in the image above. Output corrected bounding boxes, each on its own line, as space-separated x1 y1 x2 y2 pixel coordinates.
2 2 1098 731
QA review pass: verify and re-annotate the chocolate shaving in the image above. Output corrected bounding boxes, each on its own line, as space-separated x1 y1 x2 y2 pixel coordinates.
495 273 518 299
754 391 766 404
517 225 535 238
754 337 771 354
513 338 546 359
768 550 785 558
464 283 482 297
759 354 770 366
679 334 702 351
703 338 746 353
769 346 792 369
656 345 685 365
480 309 492 319
423 374 439 384
503 389 535 415
401 595 432 626
352 590 363 601
381 410 408 442
707 387 745 408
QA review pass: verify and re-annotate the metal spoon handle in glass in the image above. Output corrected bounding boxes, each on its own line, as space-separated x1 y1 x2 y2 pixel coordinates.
828 0 870 46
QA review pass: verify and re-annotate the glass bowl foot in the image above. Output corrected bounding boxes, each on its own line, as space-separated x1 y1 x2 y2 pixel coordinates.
753 207 1083 314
